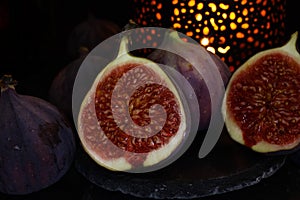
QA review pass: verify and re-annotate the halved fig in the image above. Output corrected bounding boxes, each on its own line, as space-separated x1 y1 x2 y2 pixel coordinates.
222 32 300 153
77 31 195 172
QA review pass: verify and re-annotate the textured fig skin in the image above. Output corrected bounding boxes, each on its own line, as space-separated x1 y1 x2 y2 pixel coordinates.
0 83 76 195
49 50 88 120
148 34 231 130
222 32 300 154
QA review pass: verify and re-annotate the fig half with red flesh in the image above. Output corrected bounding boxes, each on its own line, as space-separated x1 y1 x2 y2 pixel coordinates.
77 32 193 172
222 32 300 153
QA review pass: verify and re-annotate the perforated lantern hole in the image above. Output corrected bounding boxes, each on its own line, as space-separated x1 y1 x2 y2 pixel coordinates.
130 0 287 72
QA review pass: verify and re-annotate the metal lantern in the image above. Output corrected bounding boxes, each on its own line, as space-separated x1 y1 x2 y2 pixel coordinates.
131 0 287 72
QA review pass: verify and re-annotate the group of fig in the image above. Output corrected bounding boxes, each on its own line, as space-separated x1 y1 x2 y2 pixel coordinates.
1 17 300 194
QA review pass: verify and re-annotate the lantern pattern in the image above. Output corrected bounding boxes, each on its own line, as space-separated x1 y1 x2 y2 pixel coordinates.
131 0 287 72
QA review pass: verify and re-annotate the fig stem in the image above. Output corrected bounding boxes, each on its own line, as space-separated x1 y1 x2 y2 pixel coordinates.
117 34 130 58
0 74 17 92
282 31 299 57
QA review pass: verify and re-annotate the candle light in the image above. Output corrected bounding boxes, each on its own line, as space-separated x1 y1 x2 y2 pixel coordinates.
130 0 287 72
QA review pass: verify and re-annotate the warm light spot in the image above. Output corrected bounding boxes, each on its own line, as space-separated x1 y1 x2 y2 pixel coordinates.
203 27 210 35
210 18 218 31
201 37 209 46
236 32 245 38
174 8 179 16
253 28 259 34
219 3 229 10
173 23 181 29
261 9 266 17
205 11 210 15
195 13 202 21
184 25 189 29
222 13 227 19
186 31 193 37
250 7 255 12
146 35 152 41
207 46 215 54
218 46 230 54
237 17 243 23
208 3 217 12
230 22 237 30
151 29 156 34
157 3 162 9
219 36 226 44
181 8 187 13
196 28 200 32
218 19 223 23
229 12 236 20
190 9 194 14
256 0 262 4
220 25 226 31
187 20 192 24
241 0 247 5
152 42 158 47
188 0 195 7
242 8 248 16
247 36 254 42
209 37 214 43
197 3 203 10
172 0 178 5
266 22 270 29
156 13 162 20
241 23 249 29
151 0 156 5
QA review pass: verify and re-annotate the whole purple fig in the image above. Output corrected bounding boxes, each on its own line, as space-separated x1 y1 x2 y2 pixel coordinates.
148 30 231 130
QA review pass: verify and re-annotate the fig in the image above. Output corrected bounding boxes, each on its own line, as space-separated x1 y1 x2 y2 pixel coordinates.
49 47 89 120
148 30 231 130
67 14 121 59
77 30 197 173
222 32 300 154
0 75 76 195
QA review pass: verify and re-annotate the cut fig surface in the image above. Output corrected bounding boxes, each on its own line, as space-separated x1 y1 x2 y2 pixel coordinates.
222 32 300 153
76 30 196 173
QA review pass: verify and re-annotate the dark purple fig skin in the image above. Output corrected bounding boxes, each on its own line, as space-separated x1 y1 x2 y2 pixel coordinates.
148 49 231 130
49 51 88 120
0 86 76 195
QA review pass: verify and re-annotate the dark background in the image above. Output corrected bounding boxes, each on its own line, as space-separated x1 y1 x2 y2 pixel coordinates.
0 0 299 100
0 1 300 200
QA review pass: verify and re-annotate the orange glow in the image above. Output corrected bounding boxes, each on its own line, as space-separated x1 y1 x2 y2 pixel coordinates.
242 23 249 29
195 13 202 21
156 13 161 20
173 23 181 29
218 46 230 54
157 3 162 9
207 46 215 54
203 27 209 35
236 32 245 38
219 3 229 10
229 12 236 20
174 8 179 16
242 8 248 16
188 0 195 7
208 3 217 12
186 31 193 37
172 0 178 5
261 9 266 17
197 3 203 10
230 22 237 30
201 37 209 46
